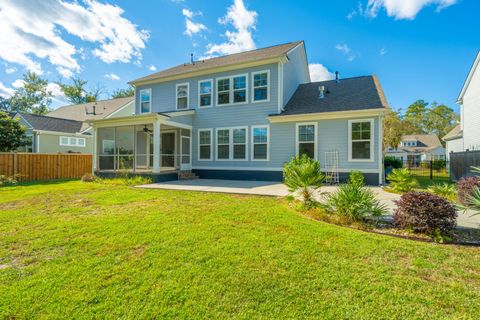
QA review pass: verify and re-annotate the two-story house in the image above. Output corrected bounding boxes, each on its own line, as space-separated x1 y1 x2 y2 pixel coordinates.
90 41 389 184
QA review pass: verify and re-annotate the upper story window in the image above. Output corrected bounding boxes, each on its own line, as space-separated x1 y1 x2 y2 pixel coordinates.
233 75 247 103
216 74 248 106
402 141 417 147
252 70 269 102
140 89 151 113
199 80 212 108
176 83 189 110
349 119 374 161
217 78 230 105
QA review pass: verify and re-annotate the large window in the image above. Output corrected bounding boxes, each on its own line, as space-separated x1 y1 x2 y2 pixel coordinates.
217 78 230 105
60 136 86 147
349 119 373 161
215 127 247 160
233 75 247 103
252 126 269 160
297 123 316 159
176 83 189 110
233 128 247 160
198 129 212 160
199 80 212 107
252 70 269 102
140 89 151 113
217 74 248 106
217 129 230 160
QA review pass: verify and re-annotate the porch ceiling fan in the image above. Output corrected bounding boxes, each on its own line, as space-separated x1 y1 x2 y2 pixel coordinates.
143 125 152 133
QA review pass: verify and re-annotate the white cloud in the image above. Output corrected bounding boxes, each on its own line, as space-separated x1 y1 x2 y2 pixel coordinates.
57 66 74 78
104 73 120 81
204 0 257 58
148 65 157 71
365 0 458 20
182 8 207 37
12 79 25 89
5 66 16 74
309 64 335 82
0 82 14 98
335 43 351 54
0 0 149 77
46 82 64 97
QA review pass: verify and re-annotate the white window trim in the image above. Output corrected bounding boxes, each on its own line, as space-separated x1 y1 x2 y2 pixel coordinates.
295 122 318 160
198 128 213 161
139 88 152 113
59 136 86 147
348 118 375 162
198 79 213 108
251 125 270 161
215 126 248 161
215 73 249 107
176 82 190 110
251 70 270 103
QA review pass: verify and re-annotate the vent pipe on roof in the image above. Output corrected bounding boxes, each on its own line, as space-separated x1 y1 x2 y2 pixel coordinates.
335 71 340 83
318 86 326 99
190 53 195 65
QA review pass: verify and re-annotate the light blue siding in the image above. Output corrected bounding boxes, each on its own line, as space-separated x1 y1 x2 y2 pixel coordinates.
282 43 309 106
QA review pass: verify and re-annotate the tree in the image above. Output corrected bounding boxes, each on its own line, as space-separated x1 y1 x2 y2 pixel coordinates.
383 110 404 150
403 100 429 134
58 78 103 104
425 102 459 139
111 86 135 99
8 72 53 115
0 112 27 152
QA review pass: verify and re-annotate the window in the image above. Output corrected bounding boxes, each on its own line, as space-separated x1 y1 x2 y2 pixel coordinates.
199 80 212 107
198 129 212 160
217 129 230 160
233 75 247 103
176 83 189 110
217 78 230 105
233 128 247 160
252 126 269 160
140 89 151 113
102 140 115 154
60 136 86 147
297 123 316 159
252 70 269 102
349 119 374 161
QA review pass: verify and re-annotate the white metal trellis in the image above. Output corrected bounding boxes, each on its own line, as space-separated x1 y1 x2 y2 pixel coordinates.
324 150 339 184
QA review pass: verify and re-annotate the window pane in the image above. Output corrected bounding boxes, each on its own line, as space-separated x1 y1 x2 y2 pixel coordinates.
141 102 150 113
99 156 115 170
200 81 212 94
116 126 134 154
254 88 267 101
177 85 188 97
253 127 267 143
200 94 211 107
98 128 115 155
177 97 188 109
233 90 246 103
78 138 85 146
69 137 76 145
218 92 230 104
352 131 361 140
299 125 315 142
217 79 229 91
61 137 69 145
141 90 150 102
217 130 229 144
351 122 361 131
352 141 371 159
299 142 315 159
254 144 267 160
233 145 246 159
361 122 371 131
233 76 246 89
218 145 229 159
200 145 211 159
199 131 211 144
254 73 268 87
361 130 371 140
233 128 245 143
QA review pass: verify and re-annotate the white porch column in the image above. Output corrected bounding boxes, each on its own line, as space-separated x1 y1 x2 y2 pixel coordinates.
153 119 161 173
93 127 97 172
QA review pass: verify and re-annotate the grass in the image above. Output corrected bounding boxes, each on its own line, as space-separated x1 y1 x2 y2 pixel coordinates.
1 181 480 319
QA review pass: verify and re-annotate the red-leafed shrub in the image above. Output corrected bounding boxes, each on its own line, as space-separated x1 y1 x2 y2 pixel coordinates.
456 176 480 205
394 191 457 235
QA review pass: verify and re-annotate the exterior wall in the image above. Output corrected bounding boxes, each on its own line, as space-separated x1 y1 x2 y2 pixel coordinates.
135 63 279 115
108 101 135 118
446 137 464 160
462 63 480 151
37 133 93 154
282 44 309 108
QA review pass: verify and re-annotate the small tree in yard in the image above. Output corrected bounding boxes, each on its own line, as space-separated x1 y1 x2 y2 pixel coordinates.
283 154 324 209
0 112 26 152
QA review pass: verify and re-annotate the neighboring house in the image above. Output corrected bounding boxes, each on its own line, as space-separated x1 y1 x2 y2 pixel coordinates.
90 41 389 184
385 134 446 163
10 112 91 153
444 51 480 156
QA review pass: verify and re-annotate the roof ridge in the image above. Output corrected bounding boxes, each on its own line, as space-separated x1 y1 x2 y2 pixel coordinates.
55 96 134 109
307 75 373 85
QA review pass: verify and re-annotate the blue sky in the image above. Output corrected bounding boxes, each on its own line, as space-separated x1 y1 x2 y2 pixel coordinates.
0 0 478 112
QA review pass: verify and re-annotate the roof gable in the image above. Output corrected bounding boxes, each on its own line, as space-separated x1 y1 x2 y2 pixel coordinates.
457 51 480 103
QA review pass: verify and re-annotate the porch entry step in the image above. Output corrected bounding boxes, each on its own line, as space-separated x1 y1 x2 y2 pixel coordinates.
177 171 199 180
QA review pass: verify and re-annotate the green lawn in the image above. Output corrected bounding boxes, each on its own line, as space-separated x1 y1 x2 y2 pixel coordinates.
1 181 480 319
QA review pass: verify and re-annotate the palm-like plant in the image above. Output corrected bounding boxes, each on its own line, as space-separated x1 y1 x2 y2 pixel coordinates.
465 186 480 217
386 168 418 193
427 183 457 202
283 154 324 209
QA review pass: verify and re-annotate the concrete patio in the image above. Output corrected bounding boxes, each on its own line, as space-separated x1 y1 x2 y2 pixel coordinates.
137 179 480 229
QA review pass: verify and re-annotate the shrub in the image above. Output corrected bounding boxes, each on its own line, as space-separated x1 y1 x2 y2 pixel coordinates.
100 176 153 186
432 159 446 171
456 176 480 205
464 186 480 217
394 191 457 237
386 168 418 193
325 183 387 221
384 156 403 169
283 154 324 209
81 173 98 183
427 183 456 202
0 174 19 186
348 170 365 187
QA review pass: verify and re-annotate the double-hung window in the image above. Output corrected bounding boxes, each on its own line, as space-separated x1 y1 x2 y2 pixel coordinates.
199 80 212 107
217 74 247 105
217 129 230 160
233 128 247 160
216 127 247 160
233 75 247 103
176 83 189 110
297 123 316 159
349 119 373 161
198 129 212 160
252 126 269 160
140 89 151 113
252 70 269 102
217 78 230 105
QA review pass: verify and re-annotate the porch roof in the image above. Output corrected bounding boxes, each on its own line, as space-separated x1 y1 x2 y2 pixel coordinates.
88 111 193 129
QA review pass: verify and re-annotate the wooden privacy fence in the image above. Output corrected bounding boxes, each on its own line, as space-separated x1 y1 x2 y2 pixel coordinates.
449 150 480 180
0 153 92 182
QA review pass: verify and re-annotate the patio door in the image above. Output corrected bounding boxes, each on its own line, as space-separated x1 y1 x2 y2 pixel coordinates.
180 134 191 171
161 132 176 168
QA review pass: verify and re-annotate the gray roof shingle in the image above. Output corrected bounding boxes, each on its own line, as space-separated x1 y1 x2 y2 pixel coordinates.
18 113 84 134
277 75 388 116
